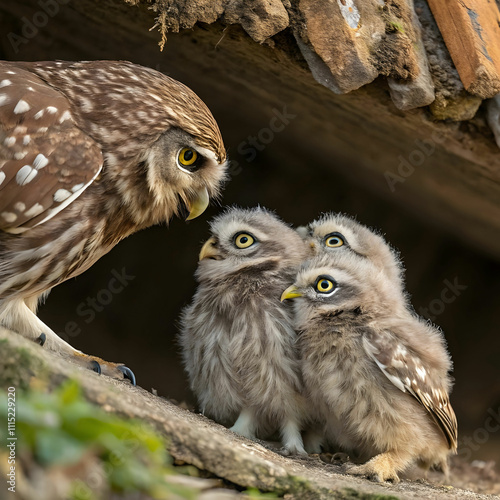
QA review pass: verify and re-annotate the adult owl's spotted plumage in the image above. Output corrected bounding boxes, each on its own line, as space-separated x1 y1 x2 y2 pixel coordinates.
180 207 308 454
0 60 227 381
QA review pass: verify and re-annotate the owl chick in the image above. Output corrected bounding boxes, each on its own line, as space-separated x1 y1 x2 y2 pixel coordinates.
299 213 405 301
297 213 408 452
0 60 227 382
282 254 457 481
180 207 308 454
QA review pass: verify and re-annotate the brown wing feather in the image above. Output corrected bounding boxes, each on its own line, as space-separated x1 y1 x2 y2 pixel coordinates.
363 329 458 451
0 62 102 232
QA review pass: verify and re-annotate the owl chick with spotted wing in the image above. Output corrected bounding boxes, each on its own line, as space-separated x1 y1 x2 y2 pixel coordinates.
297 213 408 452
180 207 308 454
0 60 227 383
282 254 457 482
299 213 406 302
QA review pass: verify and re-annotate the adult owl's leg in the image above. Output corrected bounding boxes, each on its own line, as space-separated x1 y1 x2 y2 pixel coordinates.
230 408 257 439
281 418 307 455
0 298 135 385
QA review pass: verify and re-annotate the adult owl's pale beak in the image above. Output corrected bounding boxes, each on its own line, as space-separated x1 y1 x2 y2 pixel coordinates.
281 285 303 302
199 237 221 261
186 187 209 221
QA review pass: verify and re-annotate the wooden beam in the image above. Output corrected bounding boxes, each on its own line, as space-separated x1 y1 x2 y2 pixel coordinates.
427 0 500 98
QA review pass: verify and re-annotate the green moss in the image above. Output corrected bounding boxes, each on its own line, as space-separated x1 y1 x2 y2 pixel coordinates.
0 340 49 390
0 380 197 499
387 21 405 34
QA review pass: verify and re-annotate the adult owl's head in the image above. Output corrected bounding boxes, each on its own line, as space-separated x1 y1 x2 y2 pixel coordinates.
196 207 308 283
0 60 227 232
299 213 404 293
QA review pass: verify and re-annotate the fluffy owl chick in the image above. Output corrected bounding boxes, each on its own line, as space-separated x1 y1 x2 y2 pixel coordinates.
0 60 227 382
282 254 457 481
180 207 309 454
299 213 405 303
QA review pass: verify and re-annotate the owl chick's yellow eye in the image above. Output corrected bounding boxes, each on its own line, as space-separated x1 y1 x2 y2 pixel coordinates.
324 232 345 248
314 275 337 294
178 148 198 167
234 232 255 249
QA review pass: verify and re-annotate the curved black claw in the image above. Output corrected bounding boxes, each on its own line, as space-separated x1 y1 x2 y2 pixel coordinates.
36 333 46 346
90 360 101 375
118 365 136 386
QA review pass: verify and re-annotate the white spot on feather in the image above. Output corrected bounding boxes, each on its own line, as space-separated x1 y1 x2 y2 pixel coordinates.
0 94 9 106
416 366 426 380
59 110 71 122
16 165 38 185
34 166 102 228
14 151 27 160
14 100 30 114
1 212 17 223
53 188 71 202
34 110 44 119
14 202 26 212
24 203 44 218
33 154 49 170
46 106 58 114
0 80 12 88
395 345 407 356
23 135 31 145
71 183 85 193
0 172 5 185
3 136 15 147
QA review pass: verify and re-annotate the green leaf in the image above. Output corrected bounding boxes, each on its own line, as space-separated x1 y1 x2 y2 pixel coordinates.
35 429 87 466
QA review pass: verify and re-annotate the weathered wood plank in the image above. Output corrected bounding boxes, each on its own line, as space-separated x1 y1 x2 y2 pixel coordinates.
427 0 500 98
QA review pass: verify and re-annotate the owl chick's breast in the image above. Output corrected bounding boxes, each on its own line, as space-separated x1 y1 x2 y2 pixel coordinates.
181 267 303 425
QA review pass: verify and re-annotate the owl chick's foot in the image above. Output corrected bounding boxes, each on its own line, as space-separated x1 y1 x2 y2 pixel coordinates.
345 454 401 483
281 419 307 456
72 352 136 386
230 408 257 439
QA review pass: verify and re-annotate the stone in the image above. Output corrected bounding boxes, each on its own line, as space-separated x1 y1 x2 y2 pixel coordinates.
387 0 435 110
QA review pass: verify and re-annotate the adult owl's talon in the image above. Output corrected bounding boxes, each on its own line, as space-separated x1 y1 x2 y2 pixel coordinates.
90 360 101 374
118 365 136 386
36 332 46 346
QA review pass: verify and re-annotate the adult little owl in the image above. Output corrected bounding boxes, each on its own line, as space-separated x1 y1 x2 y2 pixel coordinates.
0 60 227 383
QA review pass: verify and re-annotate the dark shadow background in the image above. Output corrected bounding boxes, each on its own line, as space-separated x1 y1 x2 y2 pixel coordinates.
1 0 499 465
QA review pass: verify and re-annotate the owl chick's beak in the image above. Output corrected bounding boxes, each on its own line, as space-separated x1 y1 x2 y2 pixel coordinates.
199 237 221 261
281 285 303 302
186 187 209 221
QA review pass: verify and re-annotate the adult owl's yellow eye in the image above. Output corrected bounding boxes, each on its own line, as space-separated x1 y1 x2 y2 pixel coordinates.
178 148 198 166
324 232 345 248
234 232 255 249
314 275 337 294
